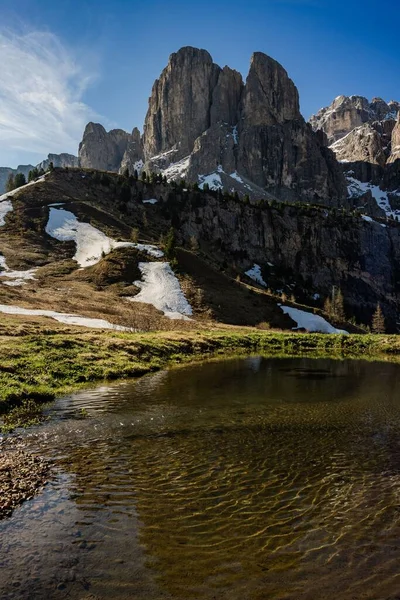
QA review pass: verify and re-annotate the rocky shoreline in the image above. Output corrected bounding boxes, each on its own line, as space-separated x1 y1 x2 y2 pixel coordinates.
0 438 49 520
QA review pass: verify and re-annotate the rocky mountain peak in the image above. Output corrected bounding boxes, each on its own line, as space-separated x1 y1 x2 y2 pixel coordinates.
78 47 347 207
241 52 300 127
210 65 243 126
388 113 400 163
142 46 221 159
79 122 133 171
310 95 400 146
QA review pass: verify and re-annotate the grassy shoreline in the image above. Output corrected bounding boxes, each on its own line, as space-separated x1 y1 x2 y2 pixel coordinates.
1 319 400 423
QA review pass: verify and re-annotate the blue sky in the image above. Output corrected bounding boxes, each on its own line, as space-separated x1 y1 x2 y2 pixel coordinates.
0 0 399 167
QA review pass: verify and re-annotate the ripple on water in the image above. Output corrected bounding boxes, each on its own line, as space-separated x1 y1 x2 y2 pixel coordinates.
1 357 400 599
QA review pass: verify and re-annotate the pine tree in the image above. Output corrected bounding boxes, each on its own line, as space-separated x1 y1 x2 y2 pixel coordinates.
333 288 345 320
164 227 176 260
5 174 15 192
28 167 39 182
14 173 26 188
133 169 138 181
323 297 332 317
372 303 385 333
131 228 139 243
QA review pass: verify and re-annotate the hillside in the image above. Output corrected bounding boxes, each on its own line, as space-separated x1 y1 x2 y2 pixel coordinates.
0 169 392 331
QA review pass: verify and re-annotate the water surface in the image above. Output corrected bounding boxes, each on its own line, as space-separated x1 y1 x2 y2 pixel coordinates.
1 356 400 599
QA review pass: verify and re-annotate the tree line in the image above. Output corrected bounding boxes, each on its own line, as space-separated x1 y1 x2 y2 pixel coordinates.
5 163 54 193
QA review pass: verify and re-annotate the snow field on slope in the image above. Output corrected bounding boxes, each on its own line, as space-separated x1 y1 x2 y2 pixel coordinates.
0 247 36 287
0 304 129 330
245 264 267 287
347 176 400 219
130 262 193 320
361 215 386 227
161 156 190 181
45 207 163 266
0 200 13 227
279 305 348 334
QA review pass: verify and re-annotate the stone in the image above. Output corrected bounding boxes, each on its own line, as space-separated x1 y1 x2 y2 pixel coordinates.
310 95 374 144
119 127 144 175
77 47 348 206
210 66 243 126
79 122 132 171
240 52 300 127
37 153 79 172
388 114 400 163
142 47 221 159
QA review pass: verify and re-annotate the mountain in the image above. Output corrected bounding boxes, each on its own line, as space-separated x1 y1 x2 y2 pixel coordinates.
2 48 400 333
37 153 79 172
309 95 400 144
0 153 79 194
0 165 34 195
0 168 397 333
310 96 400 219
79 47 346 207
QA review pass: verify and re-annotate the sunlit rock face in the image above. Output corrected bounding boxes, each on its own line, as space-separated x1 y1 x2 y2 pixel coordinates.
78 46 347 207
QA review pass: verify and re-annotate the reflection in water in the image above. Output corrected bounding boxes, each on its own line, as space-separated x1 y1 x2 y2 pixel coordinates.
1 357 400 599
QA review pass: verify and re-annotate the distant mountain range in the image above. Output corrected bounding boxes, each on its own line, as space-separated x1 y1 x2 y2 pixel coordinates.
0 154 79 194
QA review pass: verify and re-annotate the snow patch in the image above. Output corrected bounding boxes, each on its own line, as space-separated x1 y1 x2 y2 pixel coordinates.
361 214 387 227
0 304 129 330
0 200 13 226
45 207 163 266
245 264 267 287
198 170 224 191
230 171 244 184
133 244 164 258
0 255 36 287
130 262 193 320
143 198 158 205
232 125 238 145
346 176 400 219
162 156 190 181
133 159 144 174
279 305 348 334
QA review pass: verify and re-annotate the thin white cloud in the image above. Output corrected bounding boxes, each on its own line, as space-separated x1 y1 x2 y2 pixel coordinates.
0 29 100 165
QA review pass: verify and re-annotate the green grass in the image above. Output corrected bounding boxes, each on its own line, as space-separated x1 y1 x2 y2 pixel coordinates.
1 322 400 430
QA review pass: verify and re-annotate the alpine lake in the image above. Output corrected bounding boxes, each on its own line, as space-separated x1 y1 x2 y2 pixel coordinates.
1 355 400 599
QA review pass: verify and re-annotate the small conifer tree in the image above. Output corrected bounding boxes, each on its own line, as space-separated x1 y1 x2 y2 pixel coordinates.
324 297 332 317
164 227 176 260
333 288 345 320
371 303 385 333
14 173 26 188
5 174 15 192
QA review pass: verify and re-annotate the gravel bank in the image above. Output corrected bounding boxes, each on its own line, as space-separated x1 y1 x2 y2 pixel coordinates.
0 438 49 519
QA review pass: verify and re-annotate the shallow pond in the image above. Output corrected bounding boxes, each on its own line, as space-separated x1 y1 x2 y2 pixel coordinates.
1 356 400 599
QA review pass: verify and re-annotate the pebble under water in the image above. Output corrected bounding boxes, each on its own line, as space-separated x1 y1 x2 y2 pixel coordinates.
1 356 400 599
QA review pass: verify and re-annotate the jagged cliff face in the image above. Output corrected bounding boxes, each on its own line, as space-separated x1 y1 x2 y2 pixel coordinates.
79 123 134 171
310 95 400 218
142 47 221 158
37 153 79 172
78 47 347 207
310 95 400 144
175 193 400 329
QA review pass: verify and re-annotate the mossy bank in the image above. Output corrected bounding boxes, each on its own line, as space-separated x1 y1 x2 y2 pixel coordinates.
1 315 400 431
